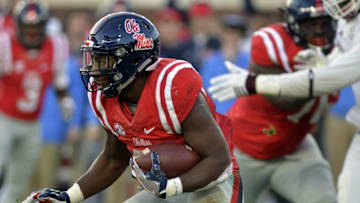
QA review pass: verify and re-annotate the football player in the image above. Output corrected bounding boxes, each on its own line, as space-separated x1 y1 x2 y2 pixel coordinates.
209 0 360 202
0 0 72 202
23 12 243 203
210 0 338 202
0 0 17 34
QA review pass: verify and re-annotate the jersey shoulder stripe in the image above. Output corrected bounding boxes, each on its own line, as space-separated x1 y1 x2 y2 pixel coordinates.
162 62 195 134
155 59 188 134
262 27 292 72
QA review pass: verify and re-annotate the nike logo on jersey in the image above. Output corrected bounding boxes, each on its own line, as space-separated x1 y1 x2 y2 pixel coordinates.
144 127 155 135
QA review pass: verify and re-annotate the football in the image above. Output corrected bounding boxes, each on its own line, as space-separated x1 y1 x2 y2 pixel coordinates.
135 142 200 178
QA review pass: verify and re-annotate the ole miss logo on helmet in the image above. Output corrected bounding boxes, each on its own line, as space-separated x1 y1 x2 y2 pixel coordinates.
124 18 154 51
133 33 154 51
125 18 140 34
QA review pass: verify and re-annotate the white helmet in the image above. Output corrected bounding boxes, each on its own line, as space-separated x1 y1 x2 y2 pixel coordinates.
323 0 360 19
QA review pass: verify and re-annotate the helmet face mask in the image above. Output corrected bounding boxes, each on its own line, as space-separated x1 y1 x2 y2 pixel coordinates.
81 43 130 96
283 0 336 52
298 16 335 48
324 0 360 19
14 0 49 49
81 51 117 91
20 23 46 48
80 12 160 98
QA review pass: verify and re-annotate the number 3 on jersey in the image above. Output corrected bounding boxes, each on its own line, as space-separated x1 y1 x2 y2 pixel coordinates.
17 71 43 113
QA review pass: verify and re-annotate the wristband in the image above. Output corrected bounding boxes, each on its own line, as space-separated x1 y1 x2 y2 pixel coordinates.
66 183 85 203
246 73 257 94
166 177 183 198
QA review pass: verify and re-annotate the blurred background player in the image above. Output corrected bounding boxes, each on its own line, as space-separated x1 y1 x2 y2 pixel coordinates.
27 9 96 200
0 0 72 202
210 0 338 202
210 0 360 202
24 12 242 203
153 2 221 73
186 1 221 71
200 14 250 114
154 7 191 65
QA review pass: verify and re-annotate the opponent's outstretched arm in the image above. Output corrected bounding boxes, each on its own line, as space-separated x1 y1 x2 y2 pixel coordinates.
209 45 360 100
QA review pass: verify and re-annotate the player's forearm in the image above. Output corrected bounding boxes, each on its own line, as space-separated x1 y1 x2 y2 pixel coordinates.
76 151 128 199
255 70 311 97
255 46 360 98
179 150 231 192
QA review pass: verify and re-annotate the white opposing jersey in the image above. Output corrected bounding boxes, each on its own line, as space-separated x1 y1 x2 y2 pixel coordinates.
335 15 360 52
335 15 360 127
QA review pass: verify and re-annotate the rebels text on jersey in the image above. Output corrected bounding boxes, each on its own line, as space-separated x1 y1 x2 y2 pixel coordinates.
0 31 68 120
228 23 338 160
88 58 238 171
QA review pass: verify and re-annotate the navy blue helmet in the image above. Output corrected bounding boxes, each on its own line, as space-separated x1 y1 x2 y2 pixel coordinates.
80 12 160 97
13 0 49 49
282 0 336 52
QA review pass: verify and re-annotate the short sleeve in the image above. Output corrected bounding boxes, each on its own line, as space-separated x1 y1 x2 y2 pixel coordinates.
171 67 202 124
250 32 277 67
158 62 203 134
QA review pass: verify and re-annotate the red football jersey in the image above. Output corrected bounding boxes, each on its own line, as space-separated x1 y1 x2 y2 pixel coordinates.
89 58 238 171
228 23 338 160
0 32 69 120
0 14 15 34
